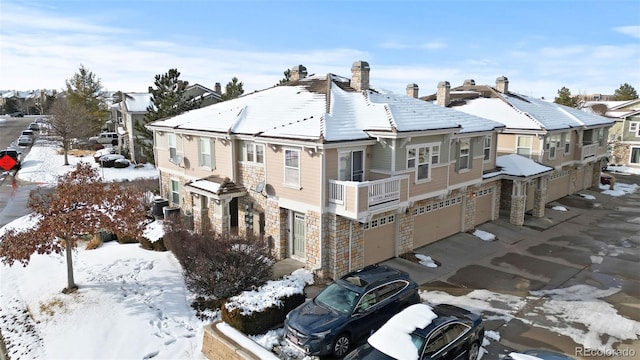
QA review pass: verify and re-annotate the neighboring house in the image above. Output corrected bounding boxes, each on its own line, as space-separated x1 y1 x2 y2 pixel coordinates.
119 93 154 162
147 61 507 280
581 99 640 168
1 89 55 115
421 78 613 225
119 84 222 162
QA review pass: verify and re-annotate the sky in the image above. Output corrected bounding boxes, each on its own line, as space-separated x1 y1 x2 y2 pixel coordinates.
0 0 638 100
0 138 639 359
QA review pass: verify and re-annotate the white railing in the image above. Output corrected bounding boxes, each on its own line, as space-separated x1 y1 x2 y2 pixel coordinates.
328 181 345 205
328 177 403 211
581 143 598 160
368 177 401 207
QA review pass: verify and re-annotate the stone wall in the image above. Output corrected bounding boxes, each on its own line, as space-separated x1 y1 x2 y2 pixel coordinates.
202 321 275 360
305 211 321 270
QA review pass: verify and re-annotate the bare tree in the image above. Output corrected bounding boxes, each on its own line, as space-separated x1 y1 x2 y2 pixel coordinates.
0 163 148 293
48 97 90 165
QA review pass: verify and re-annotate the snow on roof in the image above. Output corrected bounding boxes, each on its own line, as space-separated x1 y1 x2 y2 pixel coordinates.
496 154 553 177
367 303 438 360
124 93 153 113
150 75 502 142
453 97 539 130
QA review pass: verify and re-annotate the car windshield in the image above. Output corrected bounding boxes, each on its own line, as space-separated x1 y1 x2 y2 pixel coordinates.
315 283 359 314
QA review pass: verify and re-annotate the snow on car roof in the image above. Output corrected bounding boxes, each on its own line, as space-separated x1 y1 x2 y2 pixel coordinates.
367 303 438 360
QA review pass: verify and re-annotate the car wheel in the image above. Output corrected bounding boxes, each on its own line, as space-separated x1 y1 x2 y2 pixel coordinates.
467 341 480 360
332 333 350 358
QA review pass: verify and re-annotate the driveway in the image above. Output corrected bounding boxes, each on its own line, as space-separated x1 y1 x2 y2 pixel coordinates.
382 176 640 359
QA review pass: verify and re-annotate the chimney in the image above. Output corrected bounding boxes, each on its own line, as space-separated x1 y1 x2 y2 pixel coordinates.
290 65 308 81
214 82 221 95
463 79 475 86
350 60 370 91
436 81 451 107
496 76 509 93
406 83 419 98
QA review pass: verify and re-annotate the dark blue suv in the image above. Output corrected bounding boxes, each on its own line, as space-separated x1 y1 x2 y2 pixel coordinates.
284 265 420 357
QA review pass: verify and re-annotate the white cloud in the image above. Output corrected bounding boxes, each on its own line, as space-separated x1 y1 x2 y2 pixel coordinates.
613 25 640 39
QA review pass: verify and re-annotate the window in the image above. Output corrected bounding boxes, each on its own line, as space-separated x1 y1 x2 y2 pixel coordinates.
170 179 180 205
407 143 440 181
423 330 446 357
630 122 639 133
547 134 561 159
516 136 533 158
563 133 571 154
284 149 300 187
631 147 640 164
458 139 470 170
338 150 364 181
597 128 605 146
243 142 265 164
483 136 492 161
168 133 177 159
199 138 214 168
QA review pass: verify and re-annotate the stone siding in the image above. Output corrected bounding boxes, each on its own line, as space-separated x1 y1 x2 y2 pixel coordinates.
305 211 322 270
202 321 274 360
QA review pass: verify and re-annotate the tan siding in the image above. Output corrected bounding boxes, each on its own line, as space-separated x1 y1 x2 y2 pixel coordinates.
497 133 516 156
214 140 233 177
448 157 483 186
265 146 321 206
408 165 448 198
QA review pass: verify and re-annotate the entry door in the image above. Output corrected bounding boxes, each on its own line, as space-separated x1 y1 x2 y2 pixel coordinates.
292 212 305 257
339 150 364 182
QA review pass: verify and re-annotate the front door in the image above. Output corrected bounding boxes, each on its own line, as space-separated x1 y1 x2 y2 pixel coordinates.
292 212 305 258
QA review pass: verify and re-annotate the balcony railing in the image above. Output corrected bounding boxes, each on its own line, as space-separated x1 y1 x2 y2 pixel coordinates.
328 176 409 219
581 143 598 160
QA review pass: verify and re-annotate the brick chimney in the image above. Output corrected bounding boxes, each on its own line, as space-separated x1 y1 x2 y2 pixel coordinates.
406 83 419 98
496 76 509 93
463 79 476 86
290 65 307 81
351 61 370 91
436 81 451 106
214 82 221 95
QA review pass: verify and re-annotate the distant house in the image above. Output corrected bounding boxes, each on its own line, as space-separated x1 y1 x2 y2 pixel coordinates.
581 99 640 168
421 78 613 225
119 84 222 162
147 61 507 279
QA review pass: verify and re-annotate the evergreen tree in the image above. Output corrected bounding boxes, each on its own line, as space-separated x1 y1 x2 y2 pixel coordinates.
65 64 109 135
554 86 578 107
221 77 244 100
277 69 291 85
613 83 638 101
135 69 200 163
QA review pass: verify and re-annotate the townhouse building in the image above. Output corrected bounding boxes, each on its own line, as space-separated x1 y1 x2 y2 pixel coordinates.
147 61 506 279
421 78 613 225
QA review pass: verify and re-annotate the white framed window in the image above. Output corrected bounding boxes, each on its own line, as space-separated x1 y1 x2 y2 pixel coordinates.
563 133 571 154
338 149 364 182
170 179 180 205
199 138 214 168
483 136 492 161
242 142 265 164
459 139 470 170
546 134 561 160
631 147 640 164
284 149 300 187
168 133 177 159
407 143 440 181
516 136 533 158
630 122 638 133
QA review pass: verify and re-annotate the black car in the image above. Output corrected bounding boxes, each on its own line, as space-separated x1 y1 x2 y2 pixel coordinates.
284 265 420 358
344 303 484 360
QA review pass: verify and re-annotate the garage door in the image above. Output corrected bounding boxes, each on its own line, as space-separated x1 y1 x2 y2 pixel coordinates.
474 188 494 225
363 214 396 265
548 170 570 202
413 197 462 248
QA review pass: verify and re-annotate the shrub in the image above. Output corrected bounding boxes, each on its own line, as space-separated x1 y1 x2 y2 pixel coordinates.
222 293 305 335
164 226 274 301
85 235 102 250
139 237 167 251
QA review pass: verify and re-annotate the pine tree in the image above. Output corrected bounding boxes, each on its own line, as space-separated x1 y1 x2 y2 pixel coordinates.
221 77 244 100
554 87 578 107
135 69 200 163
65 64 109 135
277 69 291 85
613 83 638 101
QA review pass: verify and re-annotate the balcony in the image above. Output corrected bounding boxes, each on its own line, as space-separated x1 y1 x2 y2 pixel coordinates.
580 143 599 160
328 176 409 221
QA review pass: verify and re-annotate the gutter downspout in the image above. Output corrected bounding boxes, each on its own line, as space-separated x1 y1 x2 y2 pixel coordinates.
319 148 325 274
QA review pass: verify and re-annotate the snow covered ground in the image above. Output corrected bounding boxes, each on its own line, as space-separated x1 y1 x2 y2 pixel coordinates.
1 141 639 359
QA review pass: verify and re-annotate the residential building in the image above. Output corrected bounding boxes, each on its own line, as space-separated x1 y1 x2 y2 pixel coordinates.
421 78 613 225
147 61 507 279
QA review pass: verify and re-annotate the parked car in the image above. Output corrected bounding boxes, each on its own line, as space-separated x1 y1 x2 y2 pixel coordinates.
9 111 24 117
21 129 35 138
284 265 420 358
89 132 119 145
28 122 39 131
504 350 574 360
344 303 484 360
98 154 125 168
0 148 22 171
17 135 34 147
94 148 117 163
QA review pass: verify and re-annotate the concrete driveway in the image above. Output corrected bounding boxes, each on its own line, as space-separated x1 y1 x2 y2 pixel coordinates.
382 176 640 359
